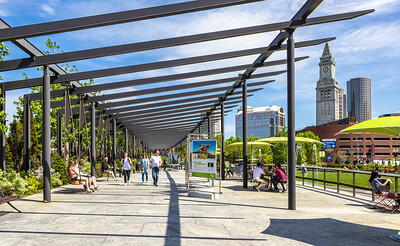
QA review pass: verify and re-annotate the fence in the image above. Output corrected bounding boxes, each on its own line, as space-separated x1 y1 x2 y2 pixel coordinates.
296 166 400 200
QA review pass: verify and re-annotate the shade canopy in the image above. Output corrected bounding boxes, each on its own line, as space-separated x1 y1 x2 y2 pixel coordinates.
225 141 272 151
337 116 400 138
257 136 322 144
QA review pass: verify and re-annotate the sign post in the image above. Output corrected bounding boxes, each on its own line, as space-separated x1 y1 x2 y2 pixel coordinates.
190 140 217 178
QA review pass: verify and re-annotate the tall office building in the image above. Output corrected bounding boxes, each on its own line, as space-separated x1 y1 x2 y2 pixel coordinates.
338 88 347 119
347 77 371 123
235 105 285 139
316 43 340 125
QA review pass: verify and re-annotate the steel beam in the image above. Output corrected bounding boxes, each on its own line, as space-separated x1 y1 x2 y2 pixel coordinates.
11 56 297 94
0 9 371 73
128 117 220 130
129 115 222 128
103 91 253 113
120 109 232 126
51 78 267 108
115 101 238 121
0 0 262 41
107 94 244 115
0 20 96 98
42 66 51 203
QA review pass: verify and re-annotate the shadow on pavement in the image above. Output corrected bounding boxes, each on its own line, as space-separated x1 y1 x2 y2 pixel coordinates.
165 171 180 246
262 218 397 245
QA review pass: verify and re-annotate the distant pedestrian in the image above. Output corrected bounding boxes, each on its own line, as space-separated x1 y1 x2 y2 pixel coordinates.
139 153 150 184
121 152 132 186
150 150 162 186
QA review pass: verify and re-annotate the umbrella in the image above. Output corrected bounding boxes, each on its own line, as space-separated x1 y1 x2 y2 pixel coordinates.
225 141 273 151
337 116 400 138
225 141 273 163
257 136 322 144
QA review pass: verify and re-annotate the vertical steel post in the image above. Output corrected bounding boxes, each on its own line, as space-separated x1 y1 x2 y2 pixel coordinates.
113 119 117 176
242 79 248 188
57 110 62 156
353 172 356 197
0 88 5 172
133 135 136 159
221 101 225 180
90 102 96 177
23 95 31 171
208 116 211 138
180 142 183 165
42 66 51 203
125 128 128 153
287 30 296 210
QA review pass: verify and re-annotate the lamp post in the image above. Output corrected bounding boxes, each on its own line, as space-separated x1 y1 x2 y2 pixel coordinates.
393 148 399 165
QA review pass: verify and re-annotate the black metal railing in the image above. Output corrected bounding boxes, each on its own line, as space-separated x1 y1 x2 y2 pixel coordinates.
295 166 400 200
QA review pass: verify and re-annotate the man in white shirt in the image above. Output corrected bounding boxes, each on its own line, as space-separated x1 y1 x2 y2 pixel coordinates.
253 162 269 192
150 150 162 186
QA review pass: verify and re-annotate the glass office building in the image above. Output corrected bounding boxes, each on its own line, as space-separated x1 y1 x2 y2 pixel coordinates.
236 105 285 139
347 77 371 123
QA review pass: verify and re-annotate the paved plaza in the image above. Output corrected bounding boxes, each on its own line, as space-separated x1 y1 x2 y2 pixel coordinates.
0 170 399 246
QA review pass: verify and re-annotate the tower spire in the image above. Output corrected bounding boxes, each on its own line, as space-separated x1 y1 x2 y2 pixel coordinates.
322 42 332 57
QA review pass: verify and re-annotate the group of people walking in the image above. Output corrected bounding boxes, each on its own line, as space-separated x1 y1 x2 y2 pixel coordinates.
105 150 163 187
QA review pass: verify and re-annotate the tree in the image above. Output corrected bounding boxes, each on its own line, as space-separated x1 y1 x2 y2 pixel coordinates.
273 127 288 164
335 156 342 164
0 42 10 134
296 131 322 164
6 119 24 171
13 39 97 154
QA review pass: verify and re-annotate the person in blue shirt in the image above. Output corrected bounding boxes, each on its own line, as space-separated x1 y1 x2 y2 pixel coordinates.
139 153 150 184
369 170 400 207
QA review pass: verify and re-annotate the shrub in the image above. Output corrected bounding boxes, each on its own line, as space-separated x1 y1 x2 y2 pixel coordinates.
0 170 29 195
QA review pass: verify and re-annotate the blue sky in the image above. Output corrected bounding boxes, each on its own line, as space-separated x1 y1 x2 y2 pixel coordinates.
0 0 399 140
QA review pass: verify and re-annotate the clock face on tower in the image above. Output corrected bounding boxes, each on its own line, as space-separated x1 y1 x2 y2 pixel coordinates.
323 66 329 73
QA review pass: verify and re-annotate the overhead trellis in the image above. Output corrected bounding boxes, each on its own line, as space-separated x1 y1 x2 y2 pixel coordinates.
0 0 373 207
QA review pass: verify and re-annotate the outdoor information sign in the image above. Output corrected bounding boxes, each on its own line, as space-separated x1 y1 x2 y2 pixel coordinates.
319 151 326 158
190 140 217 178
322 139 336 149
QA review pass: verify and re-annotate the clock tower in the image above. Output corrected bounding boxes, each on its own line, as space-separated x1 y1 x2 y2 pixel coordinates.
316 43 340 125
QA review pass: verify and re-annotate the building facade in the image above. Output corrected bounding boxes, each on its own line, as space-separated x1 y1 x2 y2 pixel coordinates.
298 117 400 164
347 77 371 123
316 43 341 125
236 105 285 139
338 88 347 119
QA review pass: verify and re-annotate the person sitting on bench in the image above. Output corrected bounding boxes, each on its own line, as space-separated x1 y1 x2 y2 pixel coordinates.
78 161 99 190
272 163 287 192
68 160 92 193
103 157 117 181
253 162 269 192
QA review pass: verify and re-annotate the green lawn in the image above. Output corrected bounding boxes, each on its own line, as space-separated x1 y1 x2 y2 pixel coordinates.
296 169 398 193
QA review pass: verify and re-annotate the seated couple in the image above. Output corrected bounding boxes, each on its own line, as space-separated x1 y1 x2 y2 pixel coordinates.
253 162 286 192
68 160 99 193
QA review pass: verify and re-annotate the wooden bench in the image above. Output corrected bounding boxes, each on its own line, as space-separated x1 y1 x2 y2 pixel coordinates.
0 187 21 212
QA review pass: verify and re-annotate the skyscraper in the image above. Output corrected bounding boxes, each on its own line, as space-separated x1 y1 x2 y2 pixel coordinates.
316 43 340 125
338 88 347 119
235 105 285 139
347 77 371 123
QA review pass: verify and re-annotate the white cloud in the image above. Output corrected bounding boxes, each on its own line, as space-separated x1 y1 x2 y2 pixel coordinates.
41 4 55 15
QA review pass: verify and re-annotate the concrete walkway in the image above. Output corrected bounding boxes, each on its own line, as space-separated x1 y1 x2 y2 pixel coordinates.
0 170 399 246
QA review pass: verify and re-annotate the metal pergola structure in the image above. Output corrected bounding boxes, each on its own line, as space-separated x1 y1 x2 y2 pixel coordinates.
0 0 373 209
